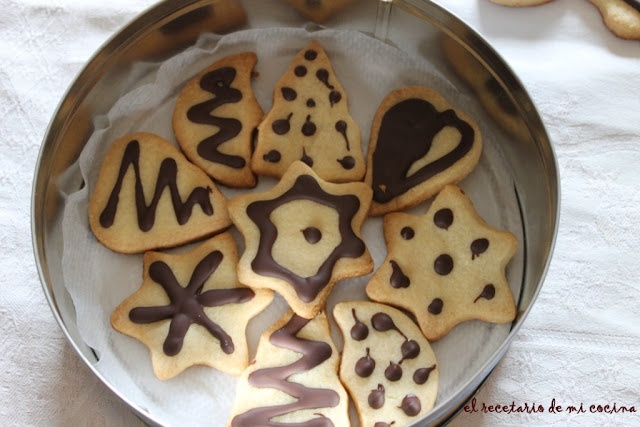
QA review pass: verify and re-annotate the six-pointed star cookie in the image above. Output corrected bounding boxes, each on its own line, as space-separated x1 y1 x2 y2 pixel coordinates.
111 233 273 380
366 185 518 341
228 161 373 318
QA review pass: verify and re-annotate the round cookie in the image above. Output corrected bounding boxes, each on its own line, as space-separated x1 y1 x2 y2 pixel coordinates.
173 52 263 188
366 185 518 341
88 132 231 254
334 301 439 426
228 161 373 319
111 233 273 380
251 41 365 183
365 86 482 216
228 310 350 426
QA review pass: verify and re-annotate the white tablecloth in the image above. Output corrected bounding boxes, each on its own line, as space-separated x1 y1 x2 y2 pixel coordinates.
1 0 638 426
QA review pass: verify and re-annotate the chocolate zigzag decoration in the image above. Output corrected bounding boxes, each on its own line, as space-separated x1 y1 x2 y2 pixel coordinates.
99 139 214 231
129 250 255 356
231 315 340 426
187 66 245 169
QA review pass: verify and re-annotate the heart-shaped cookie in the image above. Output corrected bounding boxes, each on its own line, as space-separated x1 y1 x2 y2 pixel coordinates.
365 86 482 215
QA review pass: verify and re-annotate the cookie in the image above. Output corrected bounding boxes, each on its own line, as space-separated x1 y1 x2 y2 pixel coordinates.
587 0 640 40
110 233 273 380
334 301 439 426
228 310 350 426
488 0 554 6
88 132 231 254
173 52 263 188
284 0 360 23
365 86 482 216
251 41 365 183
228 161 373 319
366 185 518 341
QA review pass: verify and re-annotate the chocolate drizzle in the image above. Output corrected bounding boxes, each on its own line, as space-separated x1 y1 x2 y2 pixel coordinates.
389 261 410 289
99 140 213 231
129 251 255 356
272 113 293 135
368 384 385 409
355 347 376 378
413 364 436 385
246 174 365 303
434 208 454 229
316 69 334 89
400 394 421 416
335 120 350 150
231 315 339 427
471 238 489 259
302 227 322 244
371 98 475 203
187 67 245 169
474 284 496 303
350 308 369 341
337 156 355 170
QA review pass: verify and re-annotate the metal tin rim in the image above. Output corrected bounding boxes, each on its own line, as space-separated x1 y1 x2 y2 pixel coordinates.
31 1 560 426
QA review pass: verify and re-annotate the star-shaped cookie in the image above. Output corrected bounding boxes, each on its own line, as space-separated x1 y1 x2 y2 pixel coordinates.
228 161 373 318
111 233 273 380
366 185 518 341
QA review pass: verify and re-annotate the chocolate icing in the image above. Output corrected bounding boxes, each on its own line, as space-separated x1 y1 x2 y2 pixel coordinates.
335 120 350 150
282 87 297 101
434 208 453 230
434 254 453 275
471 238 489 259
385 362 402 381
302 115 317 136
263 150 281 163
295 65 308 77
389 261 410 289
272 113 293 135
368 384 385 409
337 156 355 170
428 298 443 315
231 314 339 427
329 91 342 107
302 227 322 244
350 308 369 341
187 67 245 169
129 251 254 356
355 347 375 378
316 69 334 89
400 227 414 240
474 284 495 303
99 139 213 231
246 174 365 303
305 49 318 61
371 98 475 203
400 394 421 416
413 364 436 385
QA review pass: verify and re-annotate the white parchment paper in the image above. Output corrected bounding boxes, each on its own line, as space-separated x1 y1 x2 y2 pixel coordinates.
61 27 523 426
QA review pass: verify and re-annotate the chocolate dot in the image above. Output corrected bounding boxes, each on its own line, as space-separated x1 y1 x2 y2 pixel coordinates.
302 115 316 136
400 394 421 416
306 98 316 107
401 340 420 360
316 68 334 89
304 49 317 60
337 156 355 170
368 384 385 409
385 362 402 381
335 120 347 133
306 0 321 7
329 90 342 106
263 150 281 163
356 348 375 378
350 309 369 341
471 238 489 259
371 313 395 332
413 365 436 385
389 260 410 289
434 208 454 229
401 227 414 240
474 284 496 303
302 227 321 244
281 87 297 101
428 298 443 315
301 149 313 167
272 113 292 135
294 65 307 77
434 254 453 275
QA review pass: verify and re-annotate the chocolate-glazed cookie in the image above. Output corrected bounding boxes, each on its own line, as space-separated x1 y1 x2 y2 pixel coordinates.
365 86 482 215
334 302 439 426
110 233 273 380
172 52 263 188
228 161 373 319
252 41 365 183
228 310 350 426
366 185 518 341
